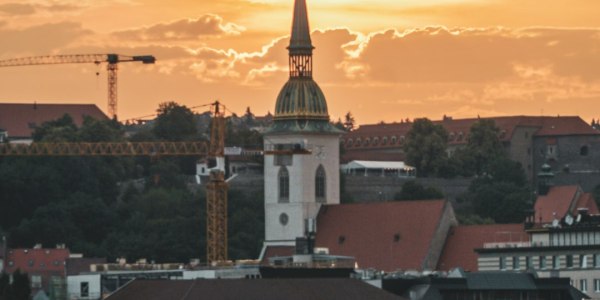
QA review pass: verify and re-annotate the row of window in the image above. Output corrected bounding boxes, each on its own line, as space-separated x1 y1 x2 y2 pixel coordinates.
278 165 326 203
342 129 510 149
342 135 406 148
500 254 600 270
575 278 600 293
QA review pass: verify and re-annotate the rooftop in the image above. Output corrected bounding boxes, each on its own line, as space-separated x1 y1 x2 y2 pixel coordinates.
105 278 403 300
0 103 108 138
314 200 451 271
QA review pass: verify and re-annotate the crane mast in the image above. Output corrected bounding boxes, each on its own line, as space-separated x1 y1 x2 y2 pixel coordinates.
206 101 228 264
0 53 156 119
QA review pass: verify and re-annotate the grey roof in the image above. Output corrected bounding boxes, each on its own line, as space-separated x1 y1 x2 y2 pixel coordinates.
289 0 313 54
465 272 537 290
274 78 328 121
105 278 404 300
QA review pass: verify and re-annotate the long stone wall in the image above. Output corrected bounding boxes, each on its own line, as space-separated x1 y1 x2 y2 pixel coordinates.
343 175 472 203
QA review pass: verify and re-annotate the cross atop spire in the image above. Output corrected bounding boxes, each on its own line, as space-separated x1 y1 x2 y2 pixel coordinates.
288 0 314 78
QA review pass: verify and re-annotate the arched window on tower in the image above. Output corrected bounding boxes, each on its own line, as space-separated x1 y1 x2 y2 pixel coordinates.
315 165 326 203
279 167 289 203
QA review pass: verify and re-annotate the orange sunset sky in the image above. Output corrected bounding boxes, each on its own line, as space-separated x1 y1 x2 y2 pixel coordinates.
1 0 599 124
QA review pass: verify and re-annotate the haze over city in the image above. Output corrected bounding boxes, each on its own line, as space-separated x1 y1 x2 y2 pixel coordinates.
1 0 599 123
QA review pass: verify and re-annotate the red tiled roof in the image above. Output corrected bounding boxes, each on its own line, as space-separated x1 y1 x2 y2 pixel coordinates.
576 193 599 215
437 224 526 271
261 246 295 264
314 200 448 272
342 115 598 151
5 248 70 274
0 103 108 138
534 185 580 223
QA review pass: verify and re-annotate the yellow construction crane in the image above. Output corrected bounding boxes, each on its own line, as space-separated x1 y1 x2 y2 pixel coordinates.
0 101 229 264
0 54 156 119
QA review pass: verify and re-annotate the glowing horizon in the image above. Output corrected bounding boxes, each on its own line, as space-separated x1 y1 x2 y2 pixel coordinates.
1 0 600 124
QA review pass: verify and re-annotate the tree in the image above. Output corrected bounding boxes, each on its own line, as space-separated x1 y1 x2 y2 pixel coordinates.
466 157 532 223
153 102 197 141
404 118 449 177
343 112 355 131
394 181 444 201
463 119 506 175
32 114 78 142
0 269 31 300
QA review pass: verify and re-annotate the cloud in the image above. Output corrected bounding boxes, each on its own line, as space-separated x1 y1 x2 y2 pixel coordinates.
343 26 600 83
0 22 92 55
114 15 245 41
0 3 36 15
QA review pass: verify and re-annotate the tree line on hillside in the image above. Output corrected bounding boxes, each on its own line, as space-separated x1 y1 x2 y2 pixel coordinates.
0 102 264 263
398 118 533 224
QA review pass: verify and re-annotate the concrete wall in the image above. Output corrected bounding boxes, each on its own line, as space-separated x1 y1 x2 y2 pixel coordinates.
67 274 101 300
343 175 471 203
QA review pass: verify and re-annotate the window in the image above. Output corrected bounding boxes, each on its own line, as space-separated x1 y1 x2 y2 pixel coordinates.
315 165 326 202
278 167 289 202
552 256 559 269
567 255 574 268
581 145 589 156
373 137 379 146
512 256 520 270
390 136 397 145
382 137 388 145
81 282 89 297
279 213 289 226
581 255 588 268
594 279 600 292
31 275 42 289
500 257 507 270
581 279 588 292
526 256 533 269
539 256 547 269
595 254 600 268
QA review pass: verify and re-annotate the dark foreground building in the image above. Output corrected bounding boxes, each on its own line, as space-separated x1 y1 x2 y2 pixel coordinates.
105 278 403 300
383 271 589 300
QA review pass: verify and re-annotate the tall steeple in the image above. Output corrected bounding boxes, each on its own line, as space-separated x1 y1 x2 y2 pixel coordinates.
288 0 314 78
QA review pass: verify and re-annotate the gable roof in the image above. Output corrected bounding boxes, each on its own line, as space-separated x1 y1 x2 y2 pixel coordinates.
437 224 526 271
314 200 449 272
0 103 108 138
533 185 600 224
105 279 404 300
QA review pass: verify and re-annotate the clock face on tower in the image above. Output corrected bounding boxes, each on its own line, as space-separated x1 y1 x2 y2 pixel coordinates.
279 213 289 226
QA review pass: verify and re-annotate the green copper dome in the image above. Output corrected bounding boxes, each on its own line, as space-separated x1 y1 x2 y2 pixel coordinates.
274 78 329 121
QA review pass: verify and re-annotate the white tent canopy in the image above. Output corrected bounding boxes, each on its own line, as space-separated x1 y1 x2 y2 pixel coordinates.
341 160 416 177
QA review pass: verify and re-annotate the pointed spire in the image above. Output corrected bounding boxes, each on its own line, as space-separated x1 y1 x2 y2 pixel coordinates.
289 0 314 54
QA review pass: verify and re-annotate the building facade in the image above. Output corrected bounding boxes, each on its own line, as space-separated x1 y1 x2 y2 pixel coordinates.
476 213 600 297
342 116 600 189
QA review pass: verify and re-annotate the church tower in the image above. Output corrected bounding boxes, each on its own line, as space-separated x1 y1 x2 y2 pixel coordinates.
263 0 343 248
